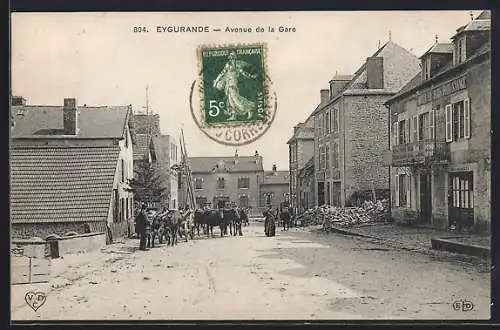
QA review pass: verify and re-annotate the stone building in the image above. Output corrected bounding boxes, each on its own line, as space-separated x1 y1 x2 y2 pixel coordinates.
386 11 491 234
259 165 290 208
151 135 180 209
287 114 315 213
312 41 421 207
187 151 264 209
10 98 135 243
297 157 315 213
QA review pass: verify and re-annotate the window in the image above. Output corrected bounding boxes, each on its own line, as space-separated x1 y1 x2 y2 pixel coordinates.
394 174 410 207
418 112 428 141
238 177 250 189
178 172 182 189
398 120 407 145
194 177 203 190
422 56 431 80
239 195 249 208
451 174 474 209
172 199 176 209
121 159 125 182
217 177 225 189
455 37 466 65
196 196 207 209
445 99 470 142
332 107 339 132
326 111 330 134
325 145 330 169
332 142 339 168
412 115 418 142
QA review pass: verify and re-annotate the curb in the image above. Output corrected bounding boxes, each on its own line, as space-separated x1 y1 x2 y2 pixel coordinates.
431 237 490 259
325 226 490 262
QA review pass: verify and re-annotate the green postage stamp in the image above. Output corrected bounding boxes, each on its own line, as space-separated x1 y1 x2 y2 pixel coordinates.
191 43 277 146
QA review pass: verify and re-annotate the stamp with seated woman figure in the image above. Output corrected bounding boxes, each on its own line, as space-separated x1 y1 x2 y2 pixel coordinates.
190 43 277 146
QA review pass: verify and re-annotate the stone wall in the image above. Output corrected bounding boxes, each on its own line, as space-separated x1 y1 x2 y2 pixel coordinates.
12 221 106 240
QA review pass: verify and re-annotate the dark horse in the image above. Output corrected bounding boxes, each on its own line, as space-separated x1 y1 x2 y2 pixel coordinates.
280 207 292 231
193 209 220 238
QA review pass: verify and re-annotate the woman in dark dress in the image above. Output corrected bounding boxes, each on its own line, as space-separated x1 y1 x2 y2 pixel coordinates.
263 204 276 237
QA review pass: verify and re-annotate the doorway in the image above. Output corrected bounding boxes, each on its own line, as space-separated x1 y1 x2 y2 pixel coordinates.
317 182 325 206
448 171 474 229
332 182 341 207
419 172 432 224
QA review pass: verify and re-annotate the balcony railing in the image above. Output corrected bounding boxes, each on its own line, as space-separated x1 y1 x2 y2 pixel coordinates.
392 139 450 167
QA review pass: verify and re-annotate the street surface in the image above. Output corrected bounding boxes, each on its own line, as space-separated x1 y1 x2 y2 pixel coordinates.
11 222 490 320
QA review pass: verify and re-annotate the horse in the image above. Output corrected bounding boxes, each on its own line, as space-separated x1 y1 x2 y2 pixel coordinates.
280 207 292 231
193 209 220 238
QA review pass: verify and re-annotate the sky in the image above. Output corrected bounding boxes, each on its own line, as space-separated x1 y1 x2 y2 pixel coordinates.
11 10 483 171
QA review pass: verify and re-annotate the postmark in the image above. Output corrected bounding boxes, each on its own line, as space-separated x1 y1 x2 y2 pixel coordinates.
190 43 277 146
25 291 46 311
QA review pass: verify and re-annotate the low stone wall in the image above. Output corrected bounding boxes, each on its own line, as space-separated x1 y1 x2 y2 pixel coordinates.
391 207 419 226
54 232 106 255
11 239 50 258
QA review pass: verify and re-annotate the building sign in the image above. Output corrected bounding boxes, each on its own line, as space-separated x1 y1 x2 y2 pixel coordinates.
417 76 467 106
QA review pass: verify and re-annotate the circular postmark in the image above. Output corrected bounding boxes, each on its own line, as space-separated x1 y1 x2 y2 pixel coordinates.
190 43 278 146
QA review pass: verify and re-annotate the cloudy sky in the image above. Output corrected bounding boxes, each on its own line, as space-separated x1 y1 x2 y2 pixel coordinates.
11 10 482 170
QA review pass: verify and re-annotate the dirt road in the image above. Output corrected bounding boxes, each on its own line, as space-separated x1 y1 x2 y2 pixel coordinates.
11 223 490 321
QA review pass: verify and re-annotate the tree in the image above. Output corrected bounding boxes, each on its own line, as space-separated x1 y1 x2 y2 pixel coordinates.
128 160 168 204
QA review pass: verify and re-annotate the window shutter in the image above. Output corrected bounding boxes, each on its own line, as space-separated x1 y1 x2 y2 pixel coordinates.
406 119 411 144
445 104 453 142
406 175 411 208
429 110 435 141
393 122 398 146
464 98 470 139
413 115 419 141
394 175 399 207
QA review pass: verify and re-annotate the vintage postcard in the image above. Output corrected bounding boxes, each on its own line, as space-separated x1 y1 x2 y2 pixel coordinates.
10 10 491 322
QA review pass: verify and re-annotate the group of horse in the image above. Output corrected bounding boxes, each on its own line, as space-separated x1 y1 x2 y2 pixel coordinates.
144 207 250 248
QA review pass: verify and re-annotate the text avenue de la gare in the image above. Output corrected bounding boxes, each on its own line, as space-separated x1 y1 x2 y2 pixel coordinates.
132 26 296 33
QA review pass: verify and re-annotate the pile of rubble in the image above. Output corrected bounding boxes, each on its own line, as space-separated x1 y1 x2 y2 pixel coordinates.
296 199 391 230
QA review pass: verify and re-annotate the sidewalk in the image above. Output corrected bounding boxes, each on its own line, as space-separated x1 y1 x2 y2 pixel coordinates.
11 239 136 312
322 222 491 260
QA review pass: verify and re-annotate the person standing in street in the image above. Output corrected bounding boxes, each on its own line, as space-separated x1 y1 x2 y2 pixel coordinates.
135 203 150 250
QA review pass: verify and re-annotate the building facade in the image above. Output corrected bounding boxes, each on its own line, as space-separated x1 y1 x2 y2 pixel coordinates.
312 42 421 207
187 151 264 209
10 98 135 242
387 11 491 234
287 115 315 213
297 157 315 213
259 166 290 208
151 135 180 209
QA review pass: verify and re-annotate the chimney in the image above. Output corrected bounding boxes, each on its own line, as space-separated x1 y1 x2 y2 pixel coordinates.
63 98 78 135
234 149 239 164
329 75 351 98
320 89 329 104
272 164 277 174
12 96 26 106
366 57 384 89
254 150 259 156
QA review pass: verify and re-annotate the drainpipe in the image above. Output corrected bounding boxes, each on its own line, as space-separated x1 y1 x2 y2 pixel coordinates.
384 102 392 215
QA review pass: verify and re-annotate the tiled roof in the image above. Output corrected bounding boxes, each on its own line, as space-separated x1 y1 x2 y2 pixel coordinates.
261 171 290 185
134 134 152 161
10 145 120 224
453 14 491 38
419 43 454 58
189 156 263 173
12 105 130 138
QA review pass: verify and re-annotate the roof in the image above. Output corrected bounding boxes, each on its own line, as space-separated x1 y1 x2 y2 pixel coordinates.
12 105 130 138
386 41 490 105
298 157 314 178
261 171 290 185
419 43 454 59
189 156 263 173
134 134 152 161
151 135 172 164
453 13 491 38
311 41 420 117
330 74 354 81
10 145 120 224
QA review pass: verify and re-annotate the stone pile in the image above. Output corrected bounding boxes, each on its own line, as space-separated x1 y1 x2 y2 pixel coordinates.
296 199 391 229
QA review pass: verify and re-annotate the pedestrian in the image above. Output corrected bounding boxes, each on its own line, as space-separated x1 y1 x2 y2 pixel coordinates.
263 204 276 237
135 203 150 250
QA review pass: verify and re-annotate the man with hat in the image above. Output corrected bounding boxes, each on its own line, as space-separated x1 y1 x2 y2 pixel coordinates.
135 203 151 250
